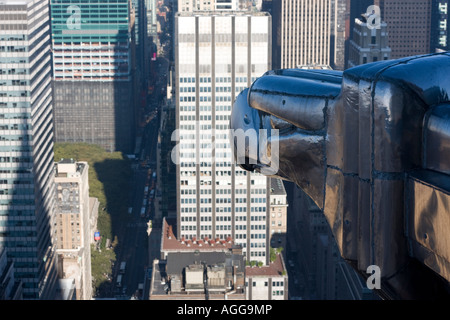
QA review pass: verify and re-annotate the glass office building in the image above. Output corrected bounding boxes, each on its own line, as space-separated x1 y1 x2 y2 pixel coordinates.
50 0 135 153
0 0 58 299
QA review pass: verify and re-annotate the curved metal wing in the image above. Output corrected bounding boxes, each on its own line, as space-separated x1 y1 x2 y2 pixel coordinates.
230 52 450 299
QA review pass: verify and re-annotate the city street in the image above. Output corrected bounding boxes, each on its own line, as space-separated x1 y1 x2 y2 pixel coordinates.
107 0 173 299
109 55 168 299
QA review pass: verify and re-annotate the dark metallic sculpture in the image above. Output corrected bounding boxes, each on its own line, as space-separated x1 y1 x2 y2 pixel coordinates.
230 52 450 299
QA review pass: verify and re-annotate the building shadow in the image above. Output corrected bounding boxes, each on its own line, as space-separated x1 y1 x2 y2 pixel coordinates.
92 157 133 297
283 180 380 300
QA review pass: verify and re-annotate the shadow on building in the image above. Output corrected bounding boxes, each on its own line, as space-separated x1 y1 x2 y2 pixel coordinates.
283 180 380 300
52 58 137 154
0 139 58 300
51 8 139 154
91 157 135 297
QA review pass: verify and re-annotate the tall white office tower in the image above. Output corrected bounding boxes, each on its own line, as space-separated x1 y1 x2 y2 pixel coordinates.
174 11 272 264
272 0 347 70
0 0 57 299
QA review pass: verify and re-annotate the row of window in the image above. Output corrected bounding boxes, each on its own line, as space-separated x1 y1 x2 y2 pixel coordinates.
178 151 232 158
179 115 231 121
180 95 234 102
180 168 232 174
200 206 249 213
248 280 284 287
0 80 29 86
180 77 250 83
0 178 32 185
180 105 232 112
250 251 266 257
271 221 284 227
51 12 127 18
179 161 232 166
180 86 240 93
180 223 268 234
180 205 267 213
179 124 212 130
180 178 265 186
181 213 267 222
178 134 230 141
181 187 247 195
0 156 31 162
0 45 26 52
177 235 265 244
0 102 30 108
0 90 29 98
0 68 28 75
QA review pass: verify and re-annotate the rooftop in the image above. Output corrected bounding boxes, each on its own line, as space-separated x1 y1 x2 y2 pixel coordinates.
270 178 287 196
161 218 236 254
166 250 245 276
245 253 287 278
58 158 75 164
298 64 333 70
55 159 87 176
176 10 270 17
0 0 33 5
151 246 246 299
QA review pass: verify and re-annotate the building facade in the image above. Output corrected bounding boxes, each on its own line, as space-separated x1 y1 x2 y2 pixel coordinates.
131 0 149 99
0 247 23 299
145 0 157 64
0 0 58 299
54 159 93 300
431 0 449 52
341 0 375 69
178 0 215 12
175 11 272 264
270 0 348 70
269 178 287 250
245 252 288 300
348 15 391 67
177 0 251 12
289 185 380 300
374 0 432 59
50 0 136 153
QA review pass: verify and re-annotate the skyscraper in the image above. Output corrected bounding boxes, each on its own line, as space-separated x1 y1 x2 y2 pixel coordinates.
431 0 449 52
145 0 157 56
50 0 136 153
270 0 348 70
374 0 432 59
348 14 391 67
344 0 375 69
174 11 272 264
0 0 58 299
54 159 93 300
132 0 149 92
